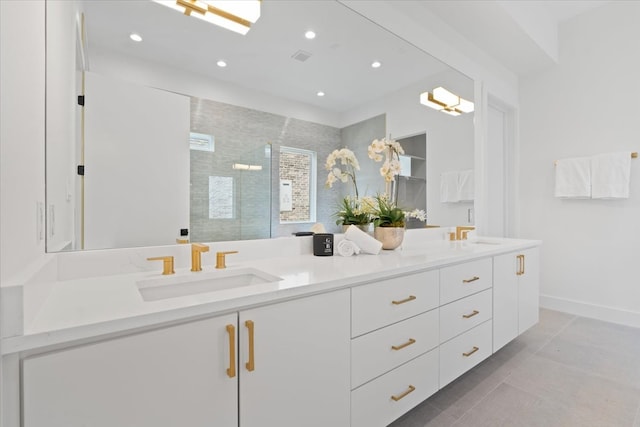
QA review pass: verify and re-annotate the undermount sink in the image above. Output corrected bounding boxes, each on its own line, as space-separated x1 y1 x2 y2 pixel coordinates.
137 268 282 302
469 239 503 245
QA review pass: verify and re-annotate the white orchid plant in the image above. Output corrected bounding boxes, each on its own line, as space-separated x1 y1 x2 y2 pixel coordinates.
367 137 405 183
325 148 360 198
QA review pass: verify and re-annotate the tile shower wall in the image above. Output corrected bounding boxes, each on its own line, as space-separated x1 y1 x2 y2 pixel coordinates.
190 97 276 242
190 97 349 241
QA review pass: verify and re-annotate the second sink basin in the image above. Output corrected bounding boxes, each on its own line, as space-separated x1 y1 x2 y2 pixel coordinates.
137 268 282 301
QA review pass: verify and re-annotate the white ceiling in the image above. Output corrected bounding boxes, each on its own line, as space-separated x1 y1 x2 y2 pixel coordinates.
81 0 455 113
412 0 611 77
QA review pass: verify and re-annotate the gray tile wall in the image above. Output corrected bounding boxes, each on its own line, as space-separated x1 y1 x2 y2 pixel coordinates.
190 97 373 240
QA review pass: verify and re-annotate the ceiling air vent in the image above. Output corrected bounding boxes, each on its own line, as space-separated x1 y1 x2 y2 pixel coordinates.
291 50 312 62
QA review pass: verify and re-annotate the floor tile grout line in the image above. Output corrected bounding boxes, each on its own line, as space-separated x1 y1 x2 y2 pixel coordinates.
531 314 578 357
450 313 580 426
531 314 640 393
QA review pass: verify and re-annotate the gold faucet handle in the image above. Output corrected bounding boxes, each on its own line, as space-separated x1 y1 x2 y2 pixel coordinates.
147 256 175 275
455 226 475 240
216 251 239 269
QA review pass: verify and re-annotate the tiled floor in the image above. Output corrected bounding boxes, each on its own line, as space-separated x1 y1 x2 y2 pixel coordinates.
390 309 640 427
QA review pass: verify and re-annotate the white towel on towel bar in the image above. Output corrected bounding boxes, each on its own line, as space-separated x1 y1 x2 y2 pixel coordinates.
458 169 474 202
591 152 631 199
440 171 460 203
554 157 591 198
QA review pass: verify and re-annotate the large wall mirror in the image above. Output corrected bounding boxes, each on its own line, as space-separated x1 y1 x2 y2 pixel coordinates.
45 0 475 252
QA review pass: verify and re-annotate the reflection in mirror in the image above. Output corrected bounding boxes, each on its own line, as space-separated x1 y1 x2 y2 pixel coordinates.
45 0 474 252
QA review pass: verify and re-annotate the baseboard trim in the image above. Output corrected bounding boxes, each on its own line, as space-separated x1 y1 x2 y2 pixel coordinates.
540 294 640 328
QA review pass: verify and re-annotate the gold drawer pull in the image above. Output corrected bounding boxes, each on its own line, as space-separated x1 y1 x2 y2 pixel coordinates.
463 346 479 357
462 310 480 319
245 320 255 372
226 324 236 378
391 385 416 402
391 338 416 351
462 276 480 283
392 295 416 305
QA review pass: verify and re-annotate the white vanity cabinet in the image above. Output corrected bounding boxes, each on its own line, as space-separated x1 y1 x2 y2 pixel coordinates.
438 259 494 388
23 314 239 427
493 247 540 352
239 289 350 427
350 270 440 427
22 289 351 427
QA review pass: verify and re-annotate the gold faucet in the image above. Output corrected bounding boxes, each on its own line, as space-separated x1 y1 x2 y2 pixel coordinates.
451 226 476 241
191 243 210 272
216 251 238 269
147 256 175 275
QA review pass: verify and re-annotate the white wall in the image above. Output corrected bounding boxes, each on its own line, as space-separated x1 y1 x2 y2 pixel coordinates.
46 0 78 252
1 1 46 422
0 1 46 282
519 2 640 326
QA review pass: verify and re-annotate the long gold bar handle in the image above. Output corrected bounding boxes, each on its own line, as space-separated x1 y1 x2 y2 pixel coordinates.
392 295 416 305
226 324 236 378
516 255 524 276
462 310 480 319
391 385 416 402
521 254 525 275
462 276 480 283
245 320 255 372
391 338 416 351
463 346 479 357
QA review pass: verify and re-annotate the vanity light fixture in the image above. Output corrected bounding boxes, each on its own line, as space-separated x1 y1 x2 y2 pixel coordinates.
305 30 316 40
420 86 474 116
371 61 382 68
152 0 261 35
129 33 143 42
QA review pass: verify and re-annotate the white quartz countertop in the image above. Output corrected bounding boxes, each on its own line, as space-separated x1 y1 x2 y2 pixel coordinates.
2 236 540 355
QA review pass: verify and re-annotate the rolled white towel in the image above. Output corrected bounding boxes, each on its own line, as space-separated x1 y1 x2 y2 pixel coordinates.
336 239 361 257
344 225 382 255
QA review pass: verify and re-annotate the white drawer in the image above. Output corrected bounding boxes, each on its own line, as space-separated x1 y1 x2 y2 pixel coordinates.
352 270 439 337
352 309 439 389
440 258 492 305
439 289 492 343
351 349 439 427
439 320 492 388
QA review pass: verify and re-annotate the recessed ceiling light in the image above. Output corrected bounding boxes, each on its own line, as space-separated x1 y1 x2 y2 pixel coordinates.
129 33 142 42
305 30 316 40
217 60 227 68
371 61 382 68
317 91 325 97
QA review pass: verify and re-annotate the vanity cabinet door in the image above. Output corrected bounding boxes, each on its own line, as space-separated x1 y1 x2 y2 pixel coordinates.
493 247 540 352
22 314 238 427
238 289 351 427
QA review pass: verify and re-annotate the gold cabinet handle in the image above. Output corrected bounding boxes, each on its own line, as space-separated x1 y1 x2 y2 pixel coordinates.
245 320 255 372
391 385 416 402
462 310 480 319
147 256 175 275
462 276 480 283
391 338 416 351
463 346 479 357
392 295 416 305
226 324 236 378
517 254 527 275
